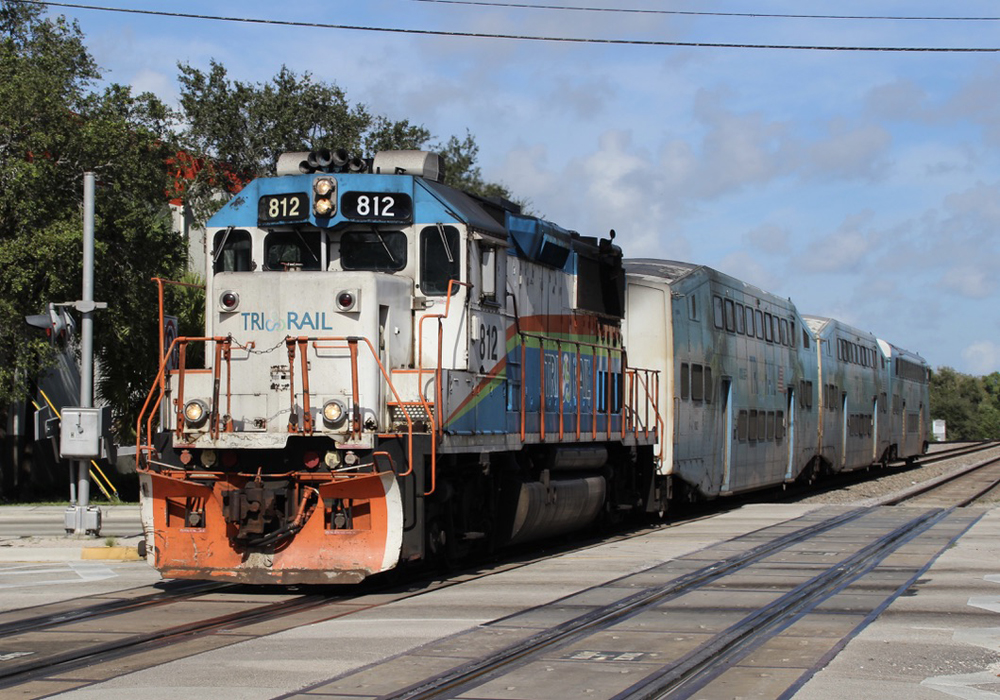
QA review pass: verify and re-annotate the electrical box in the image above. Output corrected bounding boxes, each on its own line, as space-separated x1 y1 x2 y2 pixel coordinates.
64 506 102 534
60 407 111 459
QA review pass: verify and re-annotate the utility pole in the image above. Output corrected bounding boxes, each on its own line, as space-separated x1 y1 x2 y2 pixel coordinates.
60 172 109 536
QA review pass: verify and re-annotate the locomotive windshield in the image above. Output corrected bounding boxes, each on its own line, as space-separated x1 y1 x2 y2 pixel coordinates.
213 229 253 273
264 230 323 271
341 230 407 271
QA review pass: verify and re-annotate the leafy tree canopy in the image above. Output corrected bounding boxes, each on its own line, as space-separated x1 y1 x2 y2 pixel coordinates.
175 60 518 218
1 3 518 444
0 2 187 430
930 367 1000 441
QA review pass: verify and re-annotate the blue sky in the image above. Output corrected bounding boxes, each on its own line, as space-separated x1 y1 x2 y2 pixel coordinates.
45 0 1000 375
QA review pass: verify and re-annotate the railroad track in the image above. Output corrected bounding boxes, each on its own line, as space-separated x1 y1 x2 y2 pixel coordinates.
0 517 683 698
904 439 999 467
0 584 341 693
881 450 1000 507
4 446 996 698
278 478 991 698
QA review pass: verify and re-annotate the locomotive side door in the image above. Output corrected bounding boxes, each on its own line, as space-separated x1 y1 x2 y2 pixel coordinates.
468 239 507 434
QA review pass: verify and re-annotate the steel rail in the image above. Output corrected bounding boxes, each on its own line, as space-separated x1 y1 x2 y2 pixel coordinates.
375 507 874 700
897 439 998 467
0 591 336 689
881 453 1000 507
0 580 228 639
614 508 955 699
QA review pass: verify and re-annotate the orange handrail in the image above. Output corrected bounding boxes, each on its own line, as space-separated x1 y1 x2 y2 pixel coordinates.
416 279 471 436
308 335 416 480
135 335 231 466
152 276 205 391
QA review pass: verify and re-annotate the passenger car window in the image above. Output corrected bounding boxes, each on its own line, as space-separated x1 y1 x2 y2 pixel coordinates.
692 364 704 401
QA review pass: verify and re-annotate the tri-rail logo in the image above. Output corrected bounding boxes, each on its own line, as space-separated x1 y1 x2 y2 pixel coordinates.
241 311 337 332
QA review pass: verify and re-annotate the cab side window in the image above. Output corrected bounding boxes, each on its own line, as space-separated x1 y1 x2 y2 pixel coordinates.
420 225 460 295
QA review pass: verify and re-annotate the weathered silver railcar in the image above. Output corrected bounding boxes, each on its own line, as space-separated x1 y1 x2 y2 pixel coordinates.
885 343 930 461
623 260 818 501
804 316 890 474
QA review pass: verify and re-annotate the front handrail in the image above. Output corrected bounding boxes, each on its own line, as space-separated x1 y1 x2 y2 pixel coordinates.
303 335 415 480
416 279 472 438
136 335 233 467
152 276 205 391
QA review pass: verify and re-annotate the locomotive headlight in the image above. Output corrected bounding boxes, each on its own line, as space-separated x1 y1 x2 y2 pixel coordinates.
323 399 346 426
314 197 334 216
184 399 209 426
313 177 335 197
219 290 240 312
313 177 337 217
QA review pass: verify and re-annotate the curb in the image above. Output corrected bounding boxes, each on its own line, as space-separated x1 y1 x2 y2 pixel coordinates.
81 546 142 561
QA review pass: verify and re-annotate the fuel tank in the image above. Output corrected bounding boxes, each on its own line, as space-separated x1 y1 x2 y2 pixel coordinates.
507 474 605 545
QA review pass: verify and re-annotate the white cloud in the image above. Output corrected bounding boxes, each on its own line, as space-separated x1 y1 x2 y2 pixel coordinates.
803 120 891 181
716 251 779 294
797 213 877 273
962 341 1000 375
130 69 176 102
940 266 994 299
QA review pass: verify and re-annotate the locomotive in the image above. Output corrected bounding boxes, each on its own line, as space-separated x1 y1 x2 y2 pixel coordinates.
136 149 929 585
136 149 663 584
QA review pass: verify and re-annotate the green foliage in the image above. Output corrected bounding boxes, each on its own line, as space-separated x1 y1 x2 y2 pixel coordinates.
436 131 517 202
930 367 1000 440
175 61 517 218
0 3 188 437
1 4 516 445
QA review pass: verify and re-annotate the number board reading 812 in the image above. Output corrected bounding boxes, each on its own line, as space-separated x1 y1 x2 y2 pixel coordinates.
341 192 412 222
258 193 309 224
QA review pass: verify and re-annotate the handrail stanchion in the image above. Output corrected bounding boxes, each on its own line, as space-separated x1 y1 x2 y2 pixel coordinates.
539 337 546 441
575 342 582 440
348 338 363 440
174 342 188 440
298 337 313 435
286 338 298 433
557 339 564 441
520 335 527 442
211 339 224 439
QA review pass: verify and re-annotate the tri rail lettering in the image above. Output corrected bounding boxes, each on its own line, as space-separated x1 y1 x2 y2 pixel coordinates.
241 311 336 332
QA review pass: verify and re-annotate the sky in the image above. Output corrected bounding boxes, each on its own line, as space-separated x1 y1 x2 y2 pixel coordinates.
37 0 1000 375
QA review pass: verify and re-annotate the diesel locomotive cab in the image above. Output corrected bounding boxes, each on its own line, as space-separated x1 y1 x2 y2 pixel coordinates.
138 151 461 582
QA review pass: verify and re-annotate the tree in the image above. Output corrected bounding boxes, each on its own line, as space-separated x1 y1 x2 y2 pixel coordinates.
0 3 188 435
175 61 516 218
929 367 1000 440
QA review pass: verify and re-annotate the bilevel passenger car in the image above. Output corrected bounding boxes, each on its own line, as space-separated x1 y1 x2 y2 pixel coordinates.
136 150 663 584
622 260 929 504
